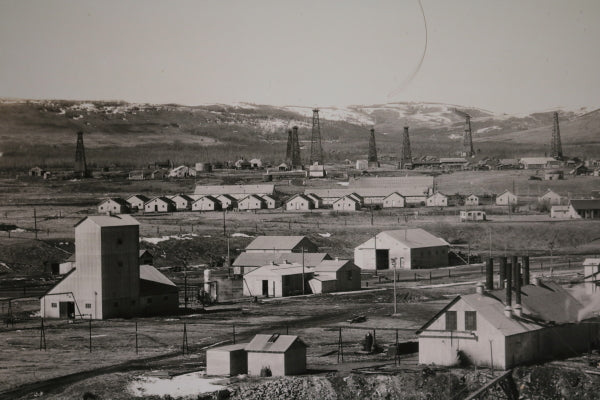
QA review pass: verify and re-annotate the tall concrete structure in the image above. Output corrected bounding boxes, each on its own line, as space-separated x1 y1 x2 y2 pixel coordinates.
551 111 563 159
368 128 378 168
309 109 323 165
74 131 89 178
291 126 301 168
399 126 412 169
463 114 474 157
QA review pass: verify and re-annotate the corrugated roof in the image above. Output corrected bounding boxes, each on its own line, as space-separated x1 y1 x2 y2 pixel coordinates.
100 197 130 207
245 334 307 353
75 214 139 228
194 184 274 196
570 199 600 210
233 252 330 267
246 236 309 251
171 194 194 202
380 229 449 248
140 264 177 287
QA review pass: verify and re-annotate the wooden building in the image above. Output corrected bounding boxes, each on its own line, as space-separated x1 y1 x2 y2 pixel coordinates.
170 194 194 210
144 197 176 213
192 195 222 211
285 194 315 211
496 190 517 206
382 192 405 208
98 198 130 214
245 334 307 376
426 192 448 207
333 195 360 211
233 252 330 276
244 236 318 254
238 194 266 210
465 194 479 206
538 189 562 205
126 194 150 211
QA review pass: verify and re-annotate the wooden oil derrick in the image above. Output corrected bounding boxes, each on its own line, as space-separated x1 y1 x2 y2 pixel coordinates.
368 128 378 167
310 109 323 165
400 126 412 169
291 126 301 168
74 131 89 178
551 111 563 159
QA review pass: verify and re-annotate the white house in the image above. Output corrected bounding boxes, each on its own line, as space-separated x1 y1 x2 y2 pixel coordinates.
244 236 318 254
496 190 517 206
551 205 575 219
538 189 562 205
309 259 361 293
285 194 314 211
418 281 596 370
426 192 448 207
233 252 330 276
40 215 178 319
98 198 130 214
170 194 194 210
126 194 150 211
245 334 307 376
250 158 263 169
333 196 360 211
382 192 405 208
216 194 237 210
243 262 307 297
144 197 176 213
354 229 449 270
261 195 276 209
460 210 486 222
238 195 266 210
465 194 479 206
192 195 222 211
520 157 556 169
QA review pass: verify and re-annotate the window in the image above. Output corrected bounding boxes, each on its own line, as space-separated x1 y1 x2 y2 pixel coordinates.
465 311 477 331
51 303 57 308
85 303 92 309
347 270 353 281
117 238 123 245
163 296 169 301
113 302 119 308
117 261 123 268
147 298 153 304
445 311 457 331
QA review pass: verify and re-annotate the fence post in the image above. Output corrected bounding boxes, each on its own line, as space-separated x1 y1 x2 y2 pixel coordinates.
89 319 92 353
135 321 138 355
232 323 236 344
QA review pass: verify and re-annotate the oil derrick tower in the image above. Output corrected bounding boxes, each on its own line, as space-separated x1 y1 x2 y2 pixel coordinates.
310 109 323 165
285 129 293 161
291 126 301 168
368 128 379 168
551 112 563 159
399 126 412 169
74 131 89 178
463 114 474 157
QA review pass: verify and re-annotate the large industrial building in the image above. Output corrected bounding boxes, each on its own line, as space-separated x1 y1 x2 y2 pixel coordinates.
354 229 449 270
40 215 178 319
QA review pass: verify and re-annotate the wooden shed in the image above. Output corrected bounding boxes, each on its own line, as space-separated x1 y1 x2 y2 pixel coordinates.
206 343 248 376
245 334 307 376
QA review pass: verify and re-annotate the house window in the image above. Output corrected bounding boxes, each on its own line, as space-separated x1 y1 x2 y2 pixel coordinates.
117 238 123 245
85 303 92 309
117 261 123 267
163 296 169 301
114 302 119 308
445 311 457 331
147 298 152 304
51 303 57 308
347 270 353 280
465 311 477 331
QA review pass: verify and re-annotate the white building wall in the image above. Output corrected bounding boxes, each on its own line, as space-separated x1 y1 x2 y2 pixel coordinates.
286 197 312 211
382 194 405 208
354 235 412 270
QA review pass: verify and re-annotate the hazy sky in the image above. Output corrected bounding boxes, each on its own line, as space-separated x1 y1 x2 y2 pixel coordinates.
1 0 599 113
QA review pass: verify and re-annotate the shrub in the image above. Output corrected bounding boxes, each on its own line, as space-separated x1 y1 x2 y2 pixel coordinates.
260 366 272 377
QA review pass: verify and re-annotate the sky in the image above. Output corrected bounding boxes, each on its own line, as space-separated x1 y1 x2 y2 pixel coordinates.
0 0 599 114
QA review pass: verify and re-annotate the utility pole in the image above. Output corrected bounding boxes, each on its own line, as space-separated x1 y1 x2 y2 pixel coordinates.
34 208 38 240
301 247 305 295
374 234 378 277
392 258 399 314
222 209 226 236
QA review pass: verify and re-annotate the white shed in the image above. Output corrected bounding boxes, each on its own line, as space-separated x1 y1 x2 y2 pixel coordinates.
538 189 561 205
333 196 360 211
465 194 479 206
170 194 194 210
261 195 276 209
192 195 222 211
496 190 517 206
144 197 176 213
238 195 266 210
245 334 307 376
285 194 314 211
206 343 248 376
382 192 405 208
98 198 130 214
426 192 448 207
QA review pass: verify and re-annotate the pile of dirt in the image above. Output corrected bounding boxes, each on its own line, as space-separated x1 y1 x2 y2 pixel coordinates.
512 365 600 399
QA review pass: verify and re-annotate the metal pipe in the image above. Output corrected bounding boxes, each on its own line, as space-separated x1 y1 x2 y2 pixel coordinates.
511 256 519 288
505 261 512 307
485 257 494 290
498 256 507 289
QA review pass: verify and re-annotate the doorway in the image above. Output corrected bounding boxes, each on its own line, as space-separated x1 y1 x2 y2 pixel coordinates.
59 301 75 319
376 249 389 270
262 280 269 296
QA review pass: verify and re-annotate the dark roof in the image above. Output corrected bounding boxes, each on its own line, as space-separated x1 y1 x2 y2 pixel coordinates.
570 199 600 210
127 194 150 202
104 198 130 207
245 334 307 353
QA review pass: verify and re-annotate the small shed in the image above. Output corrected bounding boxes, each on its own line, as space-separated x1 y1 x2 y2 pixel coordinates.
238 194 266 210
126 194 150 211
29 166 45 177
192 195 222 211
305 193 322 208
309 163 326 178
98 198 130 214
538 189 561 205
206 343 248 376
382 192 405 208
245 334 307 376
313 259 361 292
144 197 176 213
262 195 277 209
355 159 368 170
285 194 314 211
217 194 238 210
426 192 448 207
465 194 479 206
250 159 263 169
460 210 486 222
170 194 194 210
496 190 517 206
333 195 360 211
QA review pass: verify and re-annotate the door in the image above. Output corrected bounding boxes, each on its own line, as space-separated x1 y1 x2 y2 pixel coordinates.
154 204 158 212
376 249 389 270
262 280 269 296
59 301 75 319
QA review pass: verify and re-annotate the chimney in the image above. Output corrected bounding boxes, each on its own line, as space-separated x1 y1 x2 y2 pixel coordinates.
485 257 494 290
511 256 520 287
513 304 522 317
475 282 484 294
522 256 530 285
498 256 507 289
504 305 513 318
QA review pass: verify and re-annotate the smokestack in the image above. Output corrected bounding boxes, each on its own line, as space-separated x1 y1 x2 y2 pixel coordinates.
515 263 522 306
485 257 494 290
522 256 530 285
498 256 507 289
511 256 520 288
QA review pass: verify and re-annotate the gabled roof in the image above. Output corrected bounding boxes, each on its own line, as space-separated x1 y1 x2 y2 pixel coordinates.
126 194 150 202
171 194 194 202
245 334 307 353
100 197 130 207
428 192 447 199
541 189 560 197
140 264 176 287
217 194 237 202
570 199 600 210
286 194 313 203
498 189 516 197
314 259 355 272
379 229 449 248
245 263 310 277
233 252 330 267
41 268 77 297
147 196 176 205
74 214 139 228
246 236 311 251
383 192 405 199
334 195 359 204
139 249 152 258
194 195 220 203
239 194 266 203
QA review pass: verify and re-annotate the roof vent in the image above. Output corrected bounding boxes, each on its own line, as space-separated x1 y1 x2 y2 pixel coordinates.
267 333 280 343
